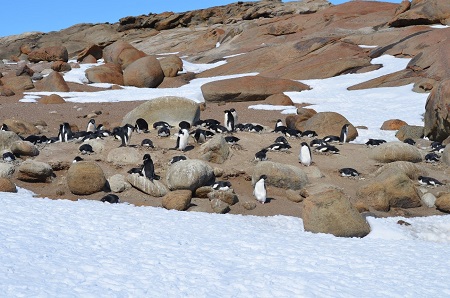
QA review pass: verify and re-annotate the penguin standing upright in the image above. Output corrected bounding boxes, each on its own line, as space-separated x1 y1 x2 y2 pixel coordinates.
340 124 350 143
253 175 267 204
224 110 235 132
113 124 133 147
193 128 207 144
175 128 190 151
86 119 96 133
299 142 312 166
141 154 156 181
58 122 73 142
230 108 238 126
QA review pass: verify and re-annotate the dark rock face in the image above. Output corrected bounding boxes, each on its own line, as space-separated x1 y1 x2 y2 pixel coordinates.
424 79 450 141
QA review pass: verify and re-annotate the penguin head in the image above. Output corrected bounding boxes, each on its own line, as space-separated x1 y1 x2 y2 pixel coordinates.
89 119 95 124
259 175 267 181
301 142 309 147
143 154 151 161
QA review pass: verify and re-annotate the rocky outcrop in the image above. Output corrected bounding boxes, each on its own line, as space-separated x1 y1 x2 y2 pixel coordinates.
424 79 450 142
300 112 357 141
123 56 164 88
389 0 450 27
67 162 106 195
369 142 422 163
252 161 308 190
77 44 103 62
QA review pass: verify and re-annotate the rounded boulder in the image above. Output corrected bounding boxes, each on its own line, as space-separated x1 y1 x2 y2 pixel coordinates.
123 56 164 88
166 159 214 191
67 162 106 195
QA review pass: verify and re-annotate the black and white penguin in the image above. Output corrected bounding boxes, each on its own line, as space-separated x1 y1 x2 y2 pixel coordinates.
58 122 73 142
212 181 232 191
0 124 9 131
310 138 327 147
25 135 49 145
192 129 207 144
273 119 287 133
157 126 171 137
142 154 156 181
224 136 240 145
323 135 340 143
266 143 291 152
193 120 205 127
179 121 191 130
284 129 302 138
275 136 289 145
203 119 221 129
204 131 215 138
73 156 84 163
340 124 349 143
101 194 120 204
235 123 246 132
153 121 173 130
425 152 440 163
418 176 444 187
301 130 318 138
299 142 312 166
431 144 445 154
339 168 359 177
250 124 264 133
175 128 190 151
2 152 15 162
141 138 154 148
79 144 94 155
230 108 238 126
316 145 340 154
224 110 235 132
112 126 130 147
403 138 416 146
365 139 386 147
255 148 268 161
169 155 187 165
86 119 96 133
430 141 443 150
253 175 267 204
135 118 149 133
210 124 228 134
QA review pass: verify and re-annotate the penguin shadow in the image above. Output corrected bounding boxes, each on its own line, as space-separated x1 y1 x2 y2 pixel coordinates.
264 197 275 204
183 145 195 152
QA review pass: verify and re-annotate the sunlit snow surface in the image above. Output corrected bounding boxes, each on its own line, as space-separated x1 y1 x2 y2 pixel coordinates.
1 188 450 297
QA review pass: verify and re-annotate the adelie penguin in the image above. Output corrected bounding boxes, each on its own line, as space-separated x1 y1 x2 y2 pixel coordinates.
224 110 235 132
224 136 240 145
58 122 73 142
141 138 154 148
425 152 440 163
153 121 172 130
254 148 268 161
212 181 232 191
230 108 238 126
365 139 386 147
158 126 171 137
179 121 191 130
73 156 84 163
174 128 190 151
275 136 289 145
192 129 207 144
169 155 187 165
418 176 444 187
298 142 312 166
135 118 149 133
253 175 267 204
339 168 359 177
142 154 156 181
113 125 133 147
0 124 9 131
86 119 96 133
301 130 318 138
2 152 15 162
101 194 120 204
79 144 94 155
340 124 349 143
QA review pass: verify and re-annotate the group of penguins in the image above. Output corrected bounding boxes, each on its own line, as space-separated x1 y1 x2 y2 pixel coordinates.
1 105 447 205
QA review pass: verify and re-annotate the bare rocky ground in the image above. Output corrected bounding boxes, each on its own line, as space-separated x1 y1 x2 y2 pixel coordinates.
0 78 448 219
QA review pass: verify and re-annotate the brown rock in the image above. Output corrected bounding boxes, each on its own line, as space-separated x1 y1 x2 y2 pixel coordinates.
241 201 257 210
17 160 53 182
0 178 17 193
381 119 408 130
40 71 70 92
85 63 124 85
28 46 69 62
103 41 147 70
201 76 309 102
123 56 164 88
77 44 103 62
435 193 450 213
286 108 317 130
11 141 40 157
3 119 39 135
424 79 450 142
159 55 183 77
195 186 213 198
162 190 192 211
265 94 294 106
210 198 230 214
394 0 411 16
285 189 303 203
80 55 98 64
369 142 422 163
20 44 34 55
16 62 34 77
389 0 450 27
395 125 424 141
51 61 72 72
67 162 106 195
39 94 66 104
302 112 358 141
199 135 230 164
207 189 238 205
0 87 15 97
1 76 34 92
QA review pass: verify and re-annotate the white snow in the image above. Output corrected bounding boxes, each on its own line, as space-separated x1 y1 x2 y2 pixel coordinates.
6 53 449 297
429 24 449 29
358 44 378 48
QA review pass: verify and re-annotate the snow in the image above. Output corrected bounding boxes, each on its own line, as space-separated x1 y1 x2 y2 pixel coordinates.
6 52 450 297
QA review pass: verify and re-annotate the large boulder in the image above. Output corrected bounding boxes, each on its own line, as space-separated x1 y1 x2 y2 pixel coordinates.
252 161 308 190
0 131 22 151
77 44 103 62
107 174 131 193
67 162 106 195
166 159 214 191
121 96 200 128
0 178 17 193
395 125 424 141
85 63 124 85
369 142 422 163
39 94 66 104
373 161 427 180
389 0 450 27
103 41 147 69
17 160 53 182
199 135 230 164
301 112 358 141
435 193 450 213
1 76 34 92
2 119 40 135
158 55 183 77
39 71 70 92
10 141 40 157
127 174 168 197
424 79 450 142
123 56 164 88
201 76 309 102
28 46 69 63
162 190 192 211
302 189 371 238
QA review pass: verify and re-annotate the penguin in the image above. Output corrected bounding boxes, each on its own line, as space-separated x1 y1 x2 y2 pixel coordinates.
141 138 154 148
153 121 173 130
235 123 246 132
213 181 232 191
58 122 73 142
127 165 143 174
310 138 327 147
193 120 205 127
210 124 228 134
101 194 120 204
323 135 340 143
142 154 156 181
299 142 312 166
96 126 111 137
204 131 215 138
431 141 443 150
112 126 130 147
0 124 9 131
301 130 317 138
73 156 83 163
254 148 268 161
230 108 238 126
25 135 49 145
203 119 221 129
175 128 190 151
253 175 267 204
431 144 445 154
224 110 235 132
250 124 264 133
224 136 240 145
273 119 287 133
135 118 149 133
339 124 349 143
403 138 416 146
2 152 15 162
316 145 340 154
179 121 191 130
124 124 134 141
86 119 96 133
79 144 94 155
425 152 440 163
192 128 207 144
275 119 284 128
275 136 289 145
158 126 171 137
284 129 302 138
365 139 386 147
339 168 359 177
418 176 444 187
169 155 187 164
266 143 291 151
73 131 90 141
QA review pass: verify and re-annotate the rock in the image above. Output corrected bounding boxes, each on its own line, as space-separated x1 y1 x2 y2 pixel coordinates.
0 86 15 96
83 139 105 154
40 71 70 92
39 94 66 104
381 119 408 130
0 178 17 193
16 62 34 76
435 193 450 213
159 55 183 77
369 142 422 163
207 189 238 205
252 161 308 190
357 169 421 212
31 73 44 81
51 61 71 72
103 41 147 70
10 141 39 157
121 96 200 128
210 198 230 214
85 63 124 85
67 162 106 195
421 192 436 208
0 163 15 178
162 190 192 211
2 119 40 135
241 201 257 210
1 75 34 92
17 160 53 182
424 79 450 142
80 55 97 64
28 46 69 62
166 159 214 191
123 56 164 88
264 93 294 106
195 186 213 198
302 112 358 141
201 76 309 102
199 135 230 164
286 189 304 203
443 145 450 166
395 125 424 141
286 108 317 130
302 189 371 238
389 0 450 27
77 44 103 62
106 147 141 165
374 161 427 180
127 174 168 197
0 131 22 151
107 174 131 193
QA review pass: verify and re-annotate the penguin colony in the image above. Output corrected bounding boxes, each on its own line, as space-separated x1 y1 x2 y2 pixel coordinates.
1 106 447 206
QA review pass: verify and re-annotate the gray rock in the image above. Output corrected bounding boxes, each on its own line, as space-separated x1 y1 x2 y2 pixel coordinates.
17 160 53 182
369 141 422 163
166 159 214 191
210 198 230 214
0 163 15 178
241 201 257 210
127 174 168 197
252 161 308 190
373 161 428 180
421 192 436 208
121 96 200 128
11 141 39 157
107 174 132 193
106 147 141 165
0 131 21 151
207 189 238 205
83 139 106 154
442 145 450 166
395 125 424 141
286 189 304 203
199 135 230 164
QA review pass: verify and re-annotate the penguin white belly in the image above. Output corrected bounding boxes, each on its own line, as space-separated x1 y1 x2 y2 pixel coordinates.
299 146 312 166
253 180 267 204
